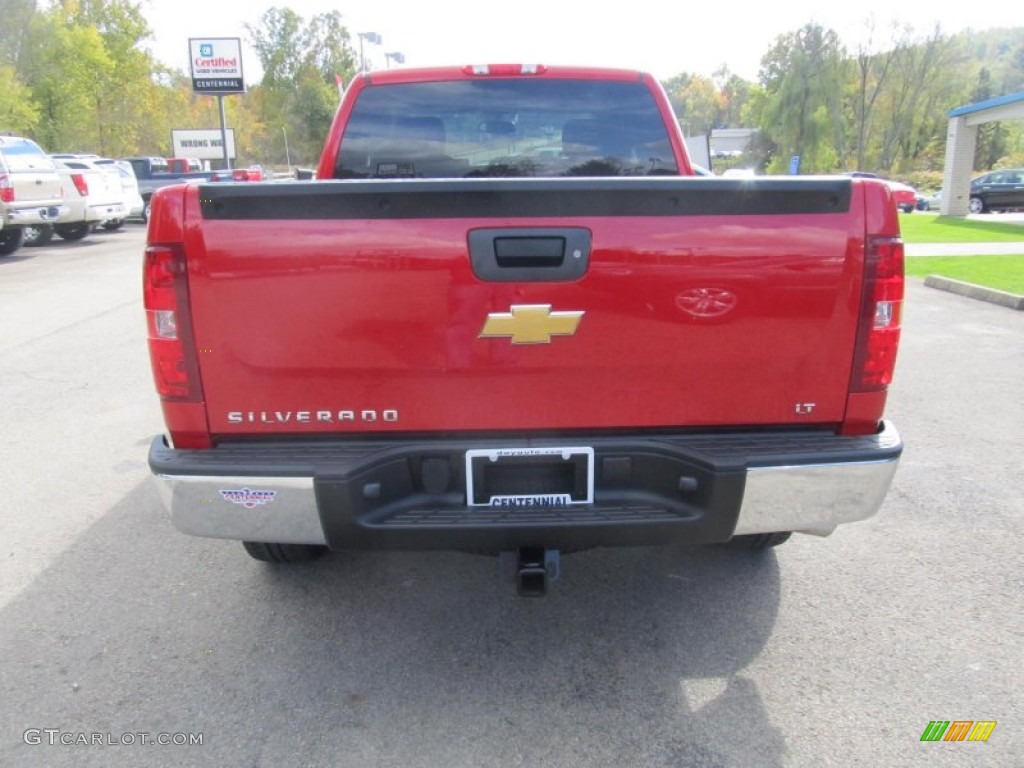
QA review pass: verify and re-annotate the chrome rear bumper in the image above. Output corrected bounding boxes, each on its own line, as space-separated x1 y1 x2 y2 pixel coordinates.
5 204 66 225
150 422 902 548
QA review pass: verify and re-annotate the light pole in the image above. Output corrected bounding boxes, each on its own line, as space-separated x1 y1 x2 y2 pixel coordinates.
384 51 405 69
282 126 292 174
357 32 382 73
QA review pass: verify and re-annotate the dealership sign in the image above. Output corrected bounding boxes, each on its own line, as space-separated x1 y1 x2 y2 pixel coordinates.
171 129 236 160
189 38 245 93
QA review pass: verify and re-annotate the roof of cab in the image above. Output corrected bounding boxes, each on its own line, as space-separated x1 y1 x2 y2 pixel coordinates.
361 65 647 87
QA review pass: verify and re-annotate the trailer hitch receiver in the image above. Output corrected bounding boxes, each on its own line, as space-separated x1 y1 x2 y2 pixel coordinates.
504 547 561 596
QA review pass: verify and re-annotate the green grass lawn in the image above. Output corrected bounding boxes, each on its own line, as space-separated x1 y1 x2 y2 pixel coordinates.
898 214 1024 243
906 255 1024 294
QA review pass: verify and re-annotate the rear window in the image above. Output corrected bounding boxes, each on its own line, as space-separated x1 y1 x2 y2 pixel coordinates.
335 78 678 179
0 138 55 172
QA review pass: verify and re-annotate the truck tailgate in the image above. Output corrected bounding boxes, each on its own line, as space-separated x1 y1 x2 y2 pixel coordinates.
179 178 867 436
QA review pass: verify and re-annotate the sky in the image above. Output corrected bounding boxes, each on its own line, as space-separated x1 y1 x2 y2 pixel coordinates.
140 0 1024 85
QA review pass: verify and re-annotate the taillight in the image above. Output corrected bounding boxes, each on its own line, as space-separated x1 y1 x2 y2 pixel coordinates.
144 244 203 401
71 173 89 197
0 173 13 203
463 64 547 76
851 236 904 391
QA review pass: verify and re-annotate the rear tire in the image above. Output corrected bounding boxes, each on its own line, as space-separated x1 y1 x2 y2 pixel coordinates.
725 532 792 551
54 222 90 241
23 224 54 247
0 228 25 255
242 541 328 563
101 219 124 231
968 196 985 214
141 197 151 223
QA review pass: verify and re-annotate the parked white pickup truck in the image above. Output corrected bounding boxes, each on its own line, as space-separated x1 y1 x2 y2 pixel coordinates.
23 157 129 246
0 135 65 255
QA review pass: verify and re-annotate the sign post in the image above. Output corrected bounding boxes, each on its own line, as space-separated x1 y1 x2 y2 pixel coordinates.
217 94 230 169
188 38 245 170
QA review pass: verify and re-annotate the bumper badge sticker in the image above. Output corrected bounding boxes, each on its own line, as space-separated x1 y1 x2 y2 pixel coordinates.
220 488 277 508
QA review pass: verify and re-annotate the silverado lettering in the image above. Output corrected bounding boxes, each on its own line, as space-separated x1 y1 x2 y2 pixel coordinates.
226 410 400 424
145 64 904 595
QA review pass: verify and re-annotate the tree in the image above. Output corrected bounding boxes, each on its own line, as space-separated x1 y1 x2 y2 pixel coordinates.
16 1 165 155
0 64 39 132
245 7 357 164
57 0 157 155
20 13 114 151
306 11 357 83
247 7 306 89
713 66 753 129
136 70 232 157
0 0 37 66
757 24 847 172
63 0 150 56
662 73 721 136
2 5 1018 174
850 21 903 171
875 26 967 173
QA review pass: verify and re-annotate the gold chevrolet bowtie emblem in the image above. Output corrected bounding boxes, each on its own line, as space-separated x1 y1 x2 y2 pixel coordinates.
479 304 584 344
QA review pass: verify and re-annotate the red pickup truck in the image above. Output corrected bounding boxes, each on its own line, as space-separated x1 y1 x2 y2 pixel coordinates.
145 65 903 594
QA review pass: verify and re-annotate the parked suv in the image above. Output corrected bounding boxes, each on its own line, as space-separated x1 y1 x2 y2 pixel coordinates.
969 169 1024 213
0 134 65 255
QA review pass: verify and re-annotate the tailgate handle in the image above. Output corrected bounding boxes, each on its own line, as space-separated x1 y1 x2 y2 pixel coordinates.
495 237 565 267
469 227 591 282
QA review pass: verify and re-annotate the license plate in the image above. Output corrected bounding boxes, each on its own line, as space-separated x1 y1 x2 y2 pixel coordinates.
466 447 594 507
